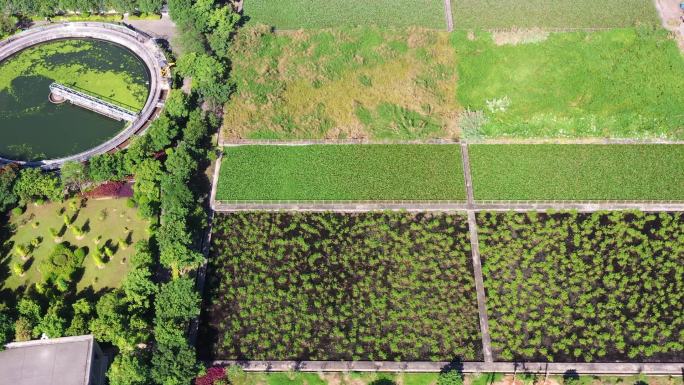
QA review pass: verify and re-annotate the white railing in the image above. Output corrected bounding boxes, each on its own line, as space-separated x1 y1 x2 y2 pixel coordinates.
49 82 138 121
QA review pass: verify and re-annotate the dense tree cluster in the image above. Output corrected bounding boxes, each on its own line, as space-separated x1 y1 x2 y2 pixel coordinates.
202 212 482 361
478 211 684 362
0 0 163 17
0 0 234 382
168 0 238 105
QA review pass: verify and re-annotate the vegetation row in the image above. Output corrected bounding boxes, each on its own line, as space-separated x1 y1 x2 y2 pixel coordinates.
217 145 466 201
478 210 684 362
242 0 658 30
201 211 482 361
469 144 684 201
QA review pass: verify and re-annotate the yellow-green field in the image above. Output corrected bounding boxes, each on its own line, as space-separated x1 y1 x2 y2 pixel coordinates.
223 26 459 140
1 198 148 292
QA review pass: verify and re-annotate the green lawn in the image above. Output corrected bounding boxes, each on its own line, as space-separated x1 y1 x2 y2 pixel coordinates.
469 144 684 201
224 27 459 140
452 0 659 29
216 145 465 201
455 28 684 139
1 198 148 292
227 372 439 385
244 0 446 29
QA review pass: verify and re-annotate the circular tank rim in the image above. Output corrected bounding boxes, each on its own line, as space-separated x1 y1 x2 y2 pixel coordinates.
0 22 171 169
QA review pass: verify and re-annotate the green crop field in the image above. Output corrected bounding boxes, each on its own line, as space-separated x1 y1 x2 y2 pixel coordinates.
200 212 481 361
244 0 445 29
469 144 684 201
455 28 684 139
452 0 659 29
223 27 460 140
478 211 684 362
216 145 465 201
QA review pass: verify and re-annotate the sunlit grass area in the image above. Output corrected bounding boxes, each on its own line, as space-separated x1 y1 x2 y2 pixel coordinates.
1 198 148 292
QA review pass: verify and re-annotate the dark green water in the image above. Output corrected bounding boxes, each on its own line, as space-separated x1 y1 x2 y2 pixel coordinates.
0 39 150 161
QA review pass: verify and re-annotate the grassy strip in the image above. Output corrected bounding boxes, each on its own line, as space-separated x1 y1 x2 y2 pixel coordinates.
217 144 466 201
469 144 684 201
455 28 684 139
244 0 446 29
217 145 465 201
478 211 684 362
201 370 679 385
202 212 481 361
224 27 459 140
452 0 658 29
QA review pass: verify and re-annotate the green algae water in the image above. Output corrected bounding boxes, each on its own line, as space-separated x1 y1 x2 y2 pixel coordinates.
0 39 150 161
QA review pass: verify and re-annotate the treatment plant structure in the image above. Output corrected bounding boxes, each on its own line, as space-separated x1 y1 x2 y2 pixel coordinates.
0 22 172 169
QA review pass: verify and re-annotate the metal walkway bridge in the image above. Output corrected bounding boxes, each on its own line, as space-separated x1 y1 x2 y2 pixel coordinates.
49 82 138 122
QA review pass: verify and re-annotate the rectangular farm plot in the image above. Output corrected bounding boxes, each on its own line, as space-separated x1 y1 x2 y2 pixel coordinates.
452 0 658 29
200 212 482 361
478 211 684 362
244 0 446 29
469 144 684 201
224 27 460 140
455 28 684 139
217 145 466 201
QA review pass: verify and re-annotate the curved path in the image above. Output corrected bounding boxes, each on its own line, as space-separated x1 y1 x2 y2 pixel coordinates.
0 22 172 169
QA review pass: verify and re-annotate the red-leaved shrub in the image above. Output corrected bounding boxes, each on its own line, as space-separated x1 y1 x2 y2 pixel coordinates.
195 366 226 385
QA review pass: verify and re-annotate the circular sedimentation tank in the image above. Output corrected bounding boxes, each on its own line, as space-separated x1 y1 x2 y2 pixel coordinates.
0 23 170 168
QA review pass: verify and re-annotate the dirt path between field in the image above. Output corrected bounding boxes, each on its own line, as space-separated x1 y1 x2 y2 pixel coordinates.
461 144 494 363
444 0 454 31
654 0 684 50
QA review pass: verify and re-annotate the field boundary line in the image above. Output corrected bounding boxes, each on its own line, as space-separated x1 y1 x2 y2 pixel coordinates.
211 360 684 375
444 0 454 31
462 139 684 145
219 139 684 146
211 202 684 212
220 139 460 146
209 153 223 212
461 144 493 362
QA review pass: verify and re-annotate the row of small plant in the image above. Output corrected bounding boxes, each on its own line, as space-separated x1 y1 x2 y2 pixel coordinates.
203 212 482 361
478 210 683 362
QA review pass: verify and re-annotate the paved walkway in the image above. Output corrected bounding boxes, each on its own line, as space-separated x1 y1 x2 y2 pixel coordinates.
444 0 454 32
219 138 684 146
212 360 684 375
213 201 684 212
461 144 493 363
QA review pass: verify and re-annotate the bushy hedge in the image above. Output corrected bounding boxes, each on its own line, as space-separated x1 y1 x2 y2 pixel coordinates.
478 210 684 362
202 212 482 361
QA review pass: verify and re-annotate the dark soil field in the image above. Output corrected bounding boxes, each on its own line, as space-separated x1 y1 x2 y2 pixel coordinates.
199 212 482 361
478 210 684 362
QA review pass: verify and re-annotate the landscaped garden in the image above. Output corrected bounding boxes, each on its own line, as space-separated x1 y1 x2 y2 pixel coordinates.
455 27 684 139
200 212 482 361
243 0 446 29
223 26 459 140
478 210 684 362
469 144 684 201
452 0 658 29
1 197 148 292
216 145 465 201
